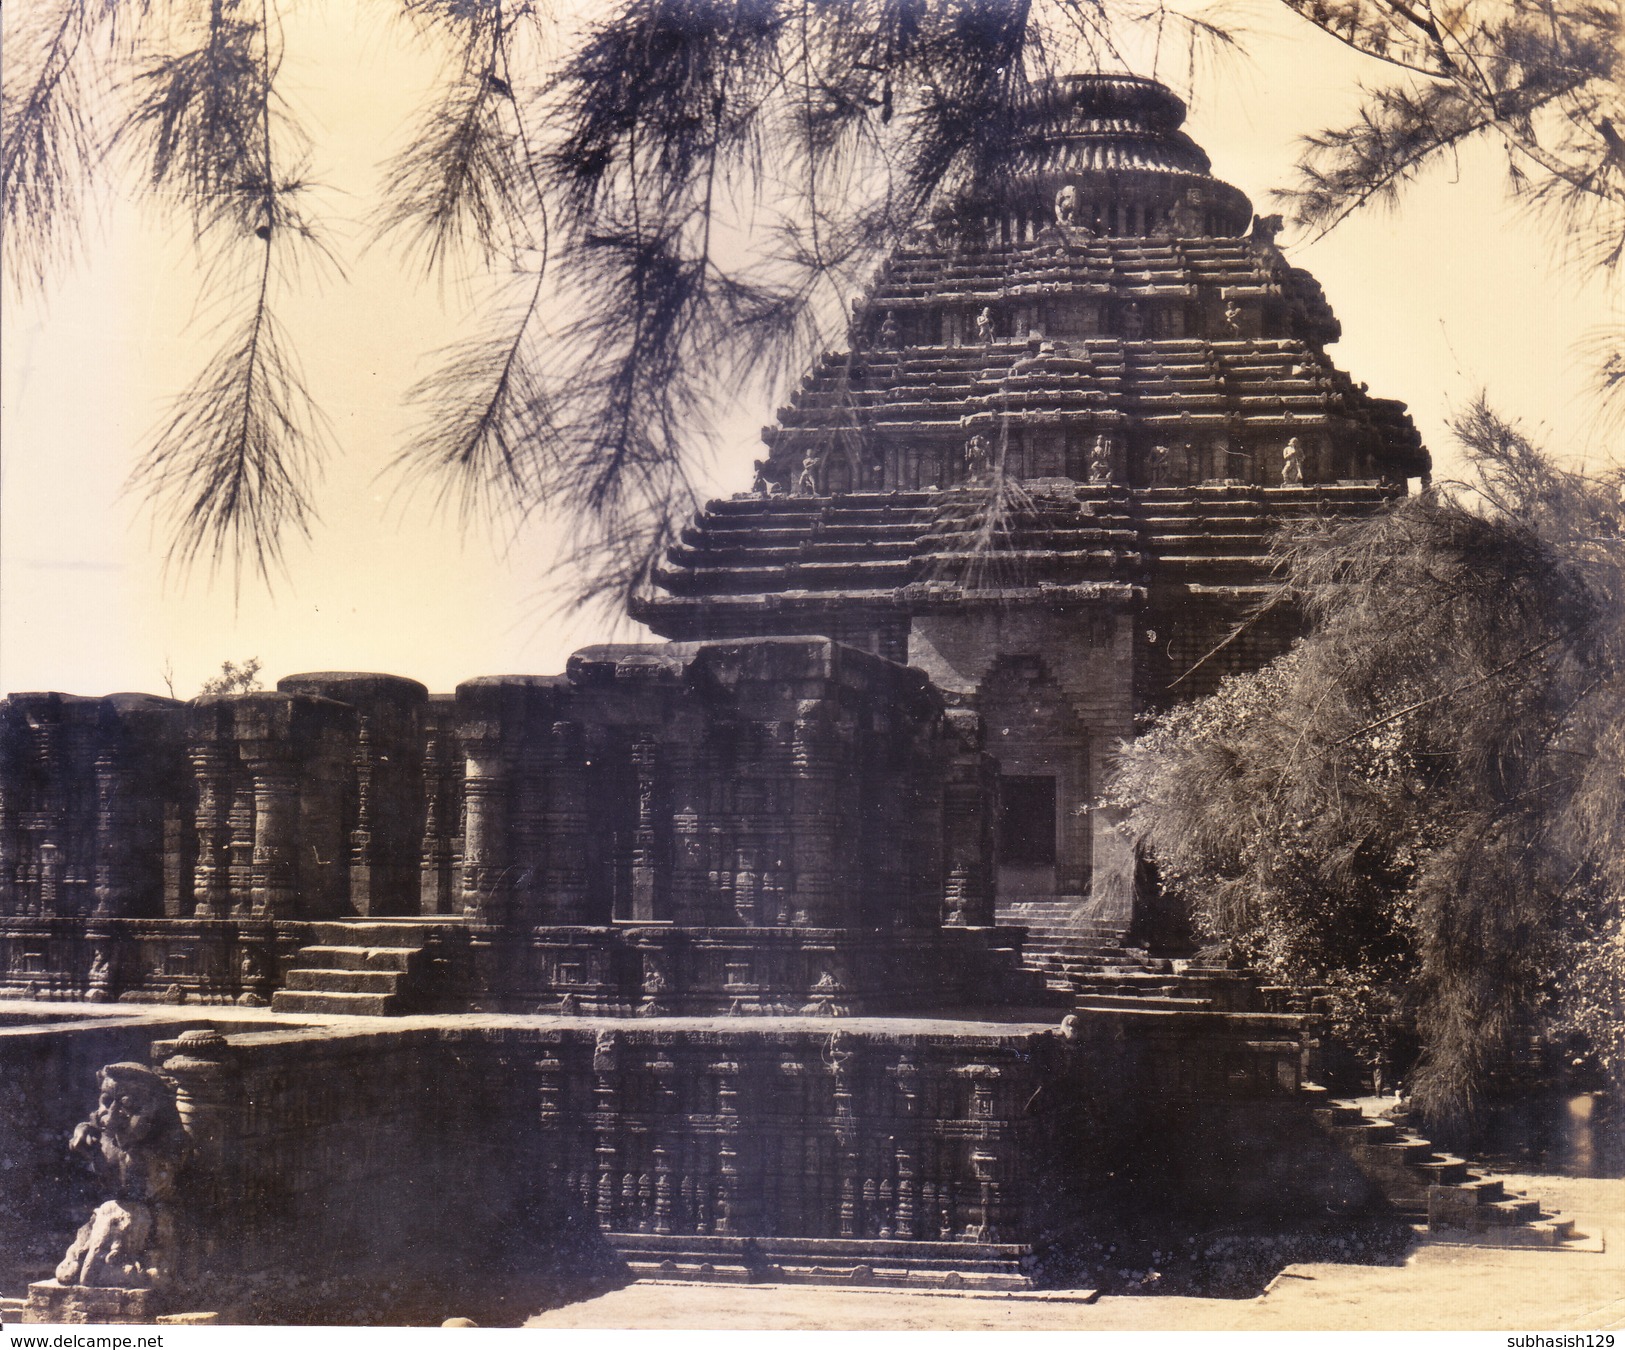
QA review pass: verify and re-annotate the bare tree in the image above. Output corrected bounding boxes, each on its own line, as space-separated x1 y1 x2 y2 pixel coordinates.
196 656 264 695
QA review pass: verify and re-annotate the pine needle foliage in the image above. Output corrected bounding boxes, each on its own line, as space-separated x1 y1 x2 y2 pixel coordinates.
4 0 1620 598
1109 403 1625 1134
1273 0 1624 419
108 0 334 589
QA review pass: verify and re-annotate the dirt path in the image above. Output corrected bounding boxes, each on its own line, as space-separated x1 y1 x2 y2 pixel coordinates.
526 1178 1625 1332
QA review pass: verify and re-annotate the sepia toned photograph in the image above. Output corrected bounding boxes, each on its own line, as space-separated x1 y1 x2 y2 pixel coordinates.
1 0 1621 1332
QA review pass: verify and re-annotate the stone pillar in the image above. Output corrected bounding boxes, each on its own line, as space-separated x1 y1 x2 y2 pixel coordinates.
665 736 711 926
225 778 255 918
628 736 662 922
712 1056 746 1235
244 741 299 919
158 1028 243 1288
460 735 509 926
92 750 138 918
30 715 64 917
0 776 16 922
592 1032 621 1230
790 701 843 928
418 709 460 915
536 720 588 924
347 717 379 915
37 839 61 918
0 780 17 917
942 712 997 927
190 718 240 916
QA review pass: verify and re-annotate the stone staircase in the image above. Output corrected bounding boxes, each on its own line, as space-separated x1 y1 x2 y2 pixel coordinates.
1004 898 1260 1011
608 1232 1040 1290
270 922 437 1016
1000 897 1147 994
1308 1094 1580 1247
1033 923 1586 1252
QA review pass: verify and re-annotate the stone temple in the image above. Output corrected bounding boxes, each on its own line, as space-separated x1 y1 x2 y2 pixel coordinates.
3 75 1574 1328
634 73 1427 938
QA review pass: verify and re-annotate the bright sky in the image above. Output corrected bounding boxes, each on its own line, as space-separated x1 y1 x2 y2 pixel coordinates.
2 1 1618 698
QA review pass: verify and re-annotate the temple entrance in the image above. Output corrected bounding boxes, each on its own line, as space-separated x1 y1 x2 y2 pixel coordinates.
998 774 1057 866
975 657 1090 906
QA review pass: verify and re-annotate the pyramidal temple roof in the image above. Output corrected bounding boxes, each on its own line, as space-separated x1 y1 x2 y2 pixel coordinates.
954 72 1255 236
635 74 1428 646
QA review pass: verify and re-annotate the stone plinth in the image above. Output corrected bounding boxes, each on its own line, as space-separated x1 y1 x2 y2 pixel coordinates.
24 1280 162 1324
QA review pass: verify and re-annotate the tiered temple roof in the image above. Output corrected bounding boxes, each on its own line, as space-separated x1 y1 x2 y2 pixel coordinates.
634 72 1428 676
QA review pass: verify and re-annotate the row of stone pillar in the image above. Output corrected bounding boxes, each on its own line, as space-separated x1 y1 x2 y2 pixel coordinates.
539 1031 1032 1242
3 640 998 931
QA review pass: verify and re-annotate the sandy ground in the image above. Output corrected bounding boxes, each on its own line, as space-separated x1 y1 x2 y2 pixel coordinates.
526 1177 1625 1332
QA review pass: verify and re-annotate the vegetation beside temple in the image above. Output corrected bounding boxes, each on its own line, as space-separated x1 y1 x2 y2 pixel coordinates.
1109 404 1625 1133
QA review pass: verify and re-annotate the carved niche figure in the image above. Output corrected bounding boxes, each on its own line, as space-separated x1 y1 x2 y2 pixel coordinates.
794 451 819 497
1088 434 1114 484
751 459 772 496
975 306 994 344
638 954 672 1015
86 948 113 1003
1281 436 1304 485
1148 443 1175 487
964 434 991 479
1170 189 1205 237
801 967 851 1017
1054 183 1079 226
879 310 900 348
1223 299 1243 335
1121 302 1144 340
236 946 268 1006
56 1063 185 1291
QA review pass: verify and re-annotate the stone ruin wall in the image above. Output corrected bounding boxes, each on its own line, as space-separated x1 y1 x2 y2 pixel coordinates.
0 639 1023 1014
4 1009 1338 1318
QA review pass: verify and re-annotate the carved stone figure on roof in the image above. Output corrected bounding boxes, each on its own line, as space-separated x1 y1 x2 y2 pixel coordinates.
1121 302 1143 340
975 306 993 344
794 451 819 497
1250 213 1284 246
751 460 772 496
1281 436 1304 485
55 1063 185 1291
1054 183 1079 226
1170 188 1205 236
879 310 899 348
1224 299 1243 335
1088 434 1113 484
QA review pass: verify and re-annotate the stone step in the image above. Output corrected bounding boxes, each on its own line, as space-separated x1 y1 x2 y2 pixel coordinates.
270 989 403 1016
610 1232 1037 1289
1480 1196 1543 1225
1073 982 1186 999
1414 1157 1471 1186
1072 971 1192 989
1074 993 1218 1011
283 967 403 994
1345 1120 1399 1145
294 945 417 971
1314 1097 1577 1246
1461 1176 1507 1203
1367 1138 1437 1165
305 921 437 948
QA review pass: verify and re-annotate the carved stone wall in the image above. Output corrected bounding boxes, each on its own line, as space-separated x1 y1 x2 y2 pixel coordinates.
0 639 1021 1013
4 1006 1368 1316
